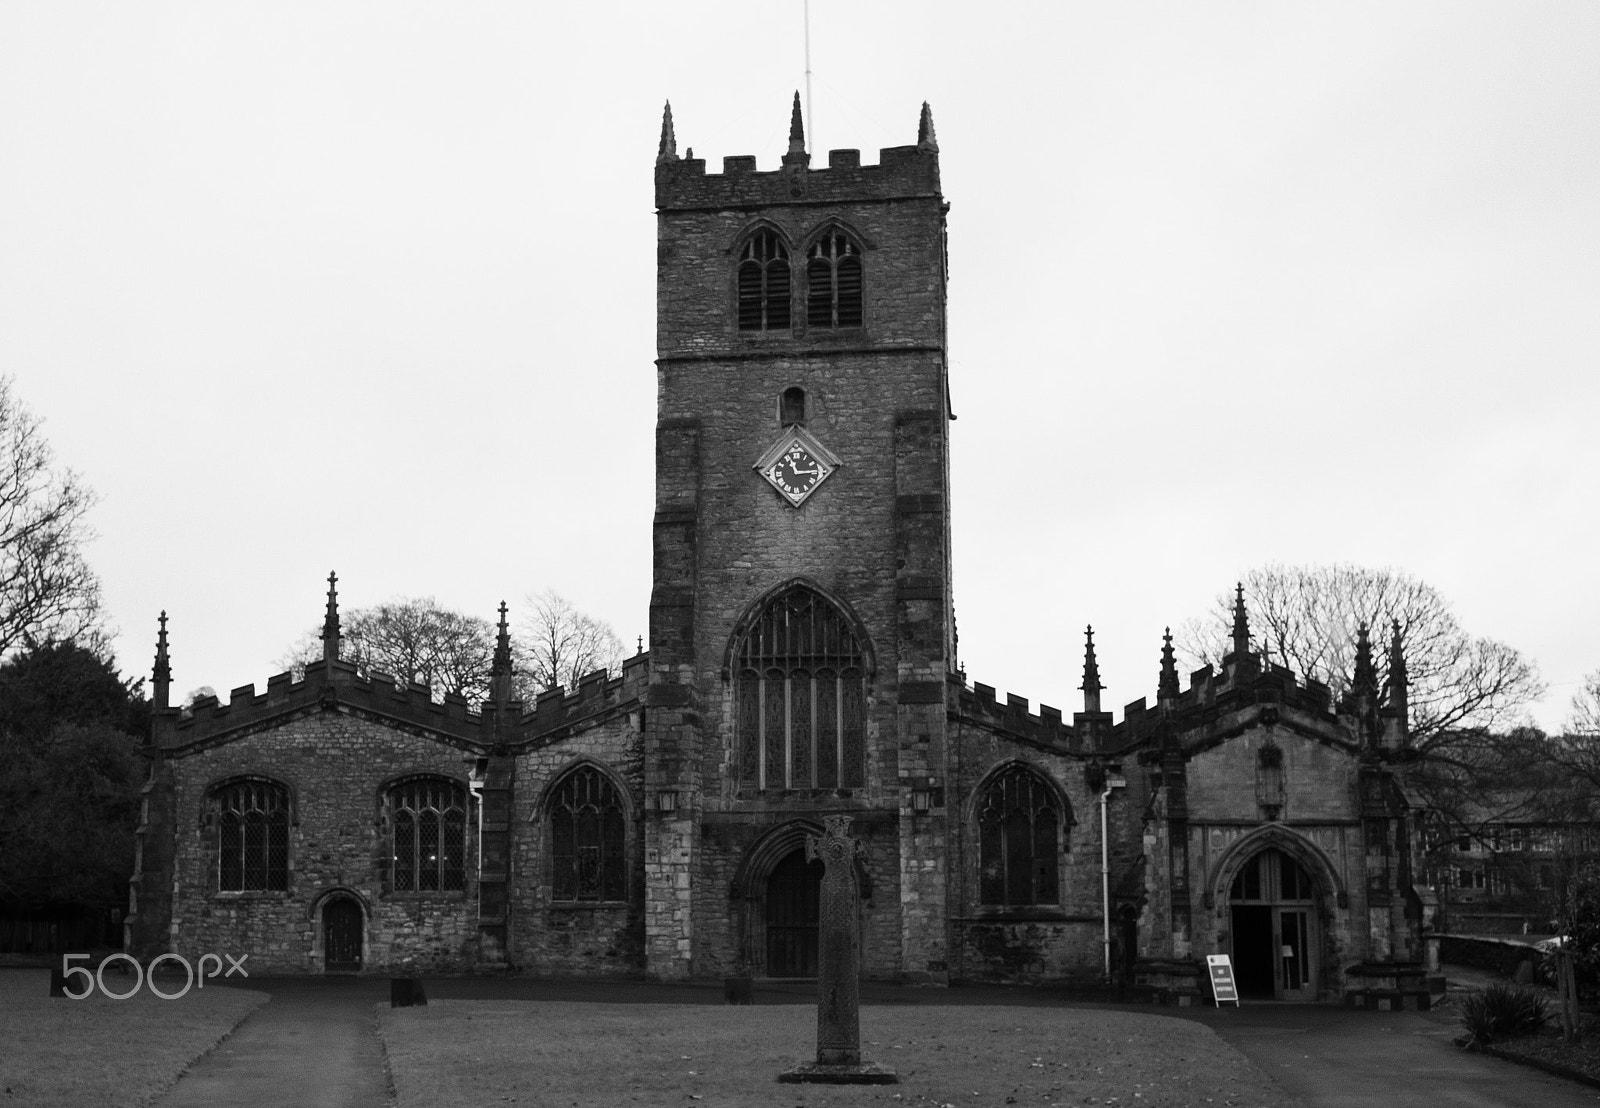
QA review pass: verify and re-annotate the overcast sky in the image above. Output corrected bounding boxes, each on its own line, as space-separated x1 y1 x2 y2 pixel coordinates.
2 2 1595 731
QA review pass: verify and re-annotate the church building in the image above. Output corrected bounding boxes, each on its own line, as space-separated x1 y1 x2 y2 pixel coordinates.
125 99 1425 1002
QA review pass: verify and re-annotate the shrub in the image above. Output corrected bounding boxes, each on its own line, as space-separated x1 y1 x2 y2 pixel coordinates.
1458 983 1550 1047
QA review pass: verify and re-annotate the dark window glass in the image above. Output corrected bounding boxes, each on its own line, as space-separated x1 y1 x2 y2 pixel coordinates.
976 765 1064 907
549 766 627 902
220 812 243 891
733 587 868 791
791 669 812 788
214 779 290 892
815 668 839 789
780 386 806 424
764 669 787 790
737 673 761 785
390 778 467 892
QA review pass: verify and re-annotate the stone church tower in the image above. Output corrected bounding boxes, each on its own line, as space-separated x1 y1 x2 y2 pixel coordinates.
644 97 954 980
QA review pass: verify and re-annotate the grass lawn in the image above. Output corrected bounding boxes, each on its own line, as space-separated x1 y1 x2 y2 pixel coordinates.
379 1001 1293 1107
0 968 266 1107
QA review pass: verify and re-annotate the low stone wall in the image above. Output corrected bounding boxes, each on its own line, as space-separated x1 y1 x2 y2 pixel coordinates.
1439 933 1537 978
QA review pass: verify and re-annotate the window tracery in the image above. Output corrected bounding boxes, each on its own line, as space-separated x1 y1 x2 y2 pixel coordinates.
734 585 866 791
215 778 290 892
976 765 1064 907
549 766 627 901
806 230 862 329
737 230 791 332
389 777 467 893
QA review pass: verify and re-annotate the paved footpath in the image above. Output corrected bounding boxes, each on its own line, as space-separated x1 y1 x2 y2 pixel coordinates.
1171 1001 1600 1108
156 978 390 1108
160 974 1600 1108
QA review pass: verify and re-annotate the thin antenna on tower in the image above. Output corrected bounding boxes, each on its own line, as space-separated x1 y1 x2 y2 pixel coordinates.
803 0 813 155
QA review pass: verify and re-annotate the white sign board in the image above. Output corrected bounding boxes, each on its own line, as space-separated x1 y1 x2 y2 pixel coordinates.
1207 954 1240 1006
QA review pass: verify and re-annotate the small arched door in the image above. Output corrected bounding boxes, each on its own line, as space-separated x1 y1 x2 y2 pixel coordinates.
323 899 363 972
765 848 824 977
1228 848 1319 1000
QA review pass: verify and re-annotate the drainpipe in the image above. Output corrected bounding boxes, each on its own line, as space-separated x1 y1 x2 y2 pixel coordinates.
1101 775 1127 981
467 758 487 917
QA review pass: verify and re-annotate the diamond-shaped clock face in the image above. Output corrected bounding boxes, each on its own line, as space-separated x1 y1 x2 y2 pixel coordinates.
759 435 835 507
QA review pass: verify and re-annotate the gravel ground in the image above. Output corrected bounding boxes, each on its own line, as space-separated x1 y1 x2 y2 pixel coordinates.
379 1001 1297 1107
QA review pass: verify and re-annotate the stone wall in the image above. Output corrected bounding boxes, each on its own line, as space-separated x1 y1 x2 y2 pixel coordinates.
507 712 647 976
167 712 479 974
944 714 1125 982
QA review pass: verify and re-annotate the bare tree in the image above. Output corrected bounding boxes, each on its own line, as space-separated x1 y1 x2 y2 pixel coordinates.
516 589 625 696
1508 671 1600 816
1176 564 1549 859
1175 563 1544 749
0 376 103 660
1568 669 1600 739
280 597 495 703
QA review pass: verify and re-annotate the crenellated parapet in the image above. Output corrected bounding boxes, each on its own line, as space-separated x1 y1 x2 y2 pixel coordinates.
166 652 653 754
171 658 485 750
656 146 941 211
951 675 1088 753
525 652 650 743
655 99 940 211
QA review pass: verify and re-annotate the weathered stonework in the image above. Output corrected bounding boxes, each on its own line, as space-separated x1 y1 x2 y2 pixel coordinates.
125 103 1424 1004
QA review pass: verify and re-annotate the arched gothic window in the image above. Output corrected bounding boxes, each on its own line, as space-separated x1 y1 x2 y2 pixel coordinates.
734 585 867 791
214 778 290 892
806 231 862 329
738 230 791 332
549 766 627 901
977 765 1065 907
389 778 467 892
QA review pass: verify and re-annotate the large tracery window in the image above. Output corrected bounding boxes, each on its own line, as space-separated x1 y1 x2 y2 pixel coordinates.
735 585 867 791
977 765 1064 907
737 230 791 332
215 779 290 892
806 231 862 329
390 778 467 893
549 766 627 902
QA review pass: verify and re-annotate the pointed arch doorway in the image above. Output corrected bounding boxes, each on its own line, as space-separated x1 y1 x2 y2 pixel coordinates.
321 897 364 973
1228 848 1319 1000
765 848 824 978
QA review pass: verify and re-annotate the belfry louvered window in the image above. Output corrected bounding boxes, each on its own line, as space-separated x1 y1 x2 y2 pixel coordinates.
735 585 867 791
216 779 290 892
737 230 791 332
549 766 627 902
977 765 1064 907
390 778 467 892
806 231 862 329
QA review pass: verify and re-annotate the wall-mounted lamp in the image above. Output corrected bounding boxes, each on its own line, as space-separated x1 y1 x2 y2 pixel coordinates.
911 789 932 813
656 790 678 813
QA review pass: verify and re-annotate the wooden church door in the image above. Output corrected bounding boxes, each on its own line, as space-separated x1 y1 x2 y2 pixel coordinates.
765 849 823 977
323 899 363 972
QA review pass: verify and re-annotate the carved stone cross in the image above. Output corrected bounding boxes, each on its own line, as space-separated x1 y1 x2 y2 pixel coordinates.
778 815 897 1085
